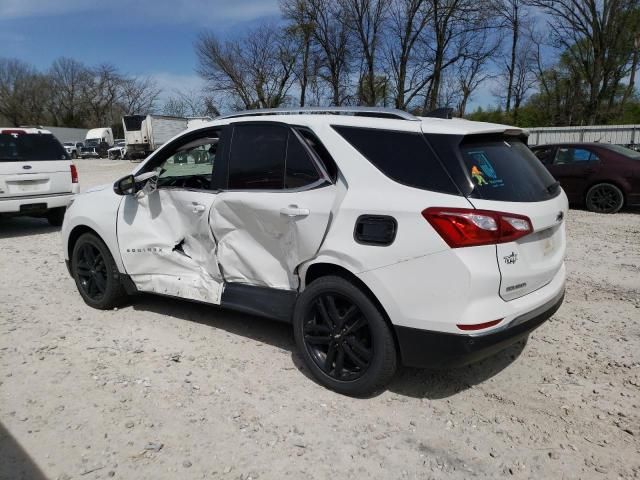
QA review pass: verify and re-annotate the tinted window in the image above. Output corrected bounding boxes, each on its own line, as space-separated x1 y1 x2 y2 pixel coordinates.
554 147 599 164
228 124 286 190
461 138 559 202
533 147 554 165
286 134 320 188
604 144 640 159
0 132 69 162
123 115 145 131
296 127 338 182
333 126 458 194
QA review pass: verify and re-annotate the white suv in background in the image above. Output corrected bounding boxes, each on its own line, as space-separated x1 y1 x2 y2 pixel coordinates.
1 128 79 226
62 108 567 396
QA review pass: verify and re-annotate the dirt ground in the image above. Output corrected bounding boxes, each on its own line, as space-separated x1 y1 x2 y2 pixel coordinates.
1 159 639 480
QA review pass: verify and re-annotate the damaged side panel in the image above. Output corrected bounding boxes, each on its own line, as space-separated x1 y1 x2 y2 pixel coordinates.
117 189 223 304
210 186 338 290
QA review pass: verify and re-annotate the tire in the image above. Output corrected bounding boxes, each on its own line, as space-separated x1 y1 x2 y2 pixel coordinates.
585 183 624 213
71 232 128 309
46 207 66 226
293 275 397 397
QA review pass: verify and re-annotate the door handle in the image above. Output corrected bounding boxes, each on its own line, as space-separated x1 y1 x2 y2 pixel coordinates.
280 205 310 217
192 203 206 214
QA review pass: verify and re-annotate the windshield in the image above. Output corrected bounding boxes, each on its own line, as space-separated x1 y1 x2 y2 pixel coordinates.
604 144 640 159
0 132 69 162
63 142 73 146
85 138 100 147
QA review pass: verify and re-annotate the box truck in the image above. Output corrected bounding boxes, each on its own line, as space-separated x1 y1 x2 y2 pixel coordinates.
122 115 188 160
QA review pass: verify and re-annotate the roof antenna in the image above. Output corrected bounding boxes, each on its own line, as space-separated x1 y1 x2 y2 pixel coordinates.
424 108 453 119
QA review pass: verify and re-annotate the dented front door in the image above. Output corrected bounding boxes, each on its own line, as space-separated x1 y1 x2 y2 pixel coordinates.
116 128 225 304
117 189 223 303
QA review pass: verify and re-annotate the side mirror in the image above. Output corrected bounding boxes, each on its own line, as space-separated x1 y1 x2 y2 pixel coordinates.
113 174 136 195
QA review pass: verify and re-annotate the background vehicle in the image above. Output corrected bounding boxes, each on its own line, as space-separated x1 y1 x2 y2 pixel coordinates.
1 127 79 226
63 141 84 159
532 142 640 213
122 115 188 160
63 108 566 396
107 139 127 160
80 127 114 159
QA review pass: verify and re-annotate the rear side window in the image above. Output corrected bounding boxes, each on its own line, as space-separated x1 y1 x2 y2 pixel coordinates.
554 147 599 164
461 138 559 202
0 132 69 162
228 124 287 190
333 126 459 194
532 146 554 165
285 134 321 188
295 127 339 182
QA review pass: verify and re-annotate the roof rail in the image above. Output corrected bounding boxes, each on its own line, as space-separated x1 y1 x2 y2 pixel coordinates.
217 107 420 121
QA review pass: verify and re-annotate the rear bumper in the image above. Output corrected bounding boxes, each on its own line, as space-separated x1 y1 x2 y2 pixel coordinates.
395 289 564 368
0 193 74 214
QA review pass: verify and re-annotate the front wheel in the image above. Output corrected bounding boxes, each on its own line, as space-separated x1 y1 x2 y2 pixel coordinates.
293 275 397 397
71 233 127 309
586 183 624 213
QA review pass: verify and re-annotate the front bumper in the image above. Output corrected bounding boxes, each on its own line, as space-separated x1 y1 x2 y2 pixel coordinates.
394 289 564 368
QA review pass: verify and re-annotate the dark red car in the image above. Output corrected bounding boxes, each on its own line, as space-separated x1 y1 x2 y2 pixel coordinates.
531 143 640 213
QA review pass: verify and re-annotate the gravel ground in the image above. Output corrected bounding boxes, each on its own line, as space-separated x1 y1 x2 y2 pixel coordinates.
1 159 639 480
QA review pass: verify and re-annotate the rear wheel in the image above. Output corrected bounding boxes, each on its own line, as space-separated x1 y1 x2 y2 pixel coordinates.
46 207 65 226
71 233 127 309
293 275 397 397
586 183 624 213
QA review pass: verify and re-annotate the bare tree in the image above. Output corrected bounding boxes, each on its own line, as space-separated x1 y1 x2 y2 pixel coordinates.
120 76 161 115
493 0 529 113
421 0 494 113
47 57 93 127
281 0 318 106
528 0 640 123
163 88 219 117
384 0 432 109
0 58 49 126
196 25 296 109
304 0 352 105
339 0 388 105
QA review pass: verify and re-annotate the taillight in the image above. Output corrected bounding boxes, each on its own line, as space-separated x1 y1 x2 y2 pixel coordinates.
70 164 78 183
422 207 532 248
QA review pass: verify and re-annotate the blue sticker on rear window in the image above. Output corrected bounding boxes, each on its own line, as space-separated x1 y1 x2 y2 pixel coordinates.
468 151 505 188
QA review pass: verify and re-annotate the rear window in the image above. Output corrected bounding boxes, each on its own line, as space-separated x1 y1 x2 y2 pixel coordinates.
0 132 69 162
461 137 559 202
123 115 145 131
332 126 459 194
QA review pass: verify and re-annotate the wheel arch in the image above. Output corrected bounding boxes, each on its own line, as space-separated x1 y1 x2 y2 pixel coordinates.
302 261 401 354
584 179 627 206
67 225 102 261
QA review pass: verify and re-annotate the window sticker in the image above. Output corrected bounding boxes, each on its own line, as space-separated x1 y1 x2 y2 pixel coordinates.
468 151 505 188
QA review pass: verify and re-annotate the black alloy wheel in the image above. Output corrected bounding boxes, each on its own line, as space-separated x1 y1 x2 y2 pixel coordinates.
71 232 127 309
586 183 624 213
293 275 397 396
75 242 107 301
303 293 372 381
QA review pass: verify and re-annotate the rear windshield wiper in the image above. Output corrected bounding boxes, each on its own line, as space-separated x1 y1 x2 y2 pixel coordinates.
546 181 561 193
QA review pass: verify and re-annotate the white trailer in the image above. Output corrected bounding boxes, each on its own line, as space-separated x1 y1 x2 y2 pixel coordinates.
122 115 188 159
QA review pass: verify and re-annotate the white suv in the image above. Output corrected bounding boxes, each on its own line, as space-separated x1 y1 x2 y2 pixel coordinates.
1 128 79 226
62 108 567 396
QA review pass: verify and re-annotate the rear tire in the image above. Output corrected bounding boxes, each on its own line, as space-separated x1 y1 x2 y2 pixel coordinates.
71 233 127 309
46 207 65 226
293 275 397 397
586 183 624 213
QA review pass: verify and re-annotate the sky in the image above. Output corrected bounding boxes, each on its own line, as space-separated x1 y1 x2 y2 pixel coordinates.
0 0 282 99
0 0 499 110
